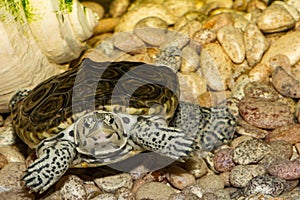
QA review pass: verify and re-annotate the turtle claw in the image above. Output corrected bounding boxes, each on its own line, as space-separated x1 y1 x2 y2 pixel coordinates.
23 140 76 193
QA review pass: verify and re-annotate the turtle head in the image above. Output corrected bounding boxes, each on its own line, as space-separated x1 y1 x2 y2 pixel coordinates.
9 89 31 110
74 111 128 159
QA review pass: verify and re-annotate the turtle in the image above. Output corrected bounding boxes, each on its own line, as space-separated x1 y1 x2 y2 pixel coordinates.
10 58 236 193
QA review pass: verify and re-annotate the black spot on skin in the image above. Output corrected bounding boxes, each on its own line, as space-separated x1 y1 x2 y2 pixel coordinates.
122 117 130 124
69 130 74 137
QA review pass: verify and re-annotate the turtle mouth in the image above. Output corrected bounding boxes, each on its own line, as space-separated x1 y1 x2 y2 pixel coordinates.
74 111 128 158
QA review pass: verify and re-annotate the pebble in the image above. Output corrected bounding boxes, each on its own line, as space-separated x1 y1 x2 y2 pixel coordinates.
182 184 205 198
0 115 3 127
155 46 182 72
244 23 269 67
233 138 270 165
0 117 18 147
81 1 105 20
0 153 8 169
135 182 176 200
56 175 87 200
256 3 296 33
229 164 266 188
115 187 135 200
94 173 133 193
84 183 102 199
166 165 196 190
192 29 217 47
180 46 200 74
243 81 279 100
236 118 269 139
113 32 146 54
177 71 207 103
200 43 233 91
197 91 231 108
162 0 199 18
244 175 286 197
0 162 26 192
0 146 25 163
109 0 130 18
160 31 190 50
115 3 177 32
184 157 208 178
266 124 300 144
196 174 224 193
269 54 292 70
93 18 120 35
217 26 245 64
203 13 234 31
261 31 300 69
0 189 35 200
134 17 168 46
272 66 300 98
238 98 294 129
213 148 235 172
267 157 300 180
91 193 117 200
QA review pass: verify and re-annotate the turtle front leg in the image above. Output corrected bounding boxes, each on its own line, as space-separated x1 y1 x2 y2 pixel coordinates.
130 116 194 160
23 131 76 193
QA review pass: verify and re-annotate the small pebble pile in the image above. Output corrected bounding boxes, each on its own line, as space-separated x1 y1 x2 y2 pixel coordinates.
1 0 300 199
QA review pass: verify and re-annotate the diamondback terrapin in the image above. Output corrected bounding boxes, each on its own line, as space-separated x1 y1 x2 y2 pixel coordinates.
10 58 236 193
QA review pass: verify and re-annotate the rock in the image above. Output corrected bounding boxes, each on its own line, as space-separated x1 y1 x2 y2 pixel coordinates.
192 29 217 47
266 124 300 144
113 32 146 54
272 66 300 98
217 26 245 64
236 118 269 139
229 164 266 188
109 0 130 18
84 183 102 200
166 166 196 190
267 157 300 180
0 189 35 200
177 71 207 103
233 138 270 165
115 3 177 32
239 98 294 129
55 175 87 200
81 1 105 20
93 18 120 35
184 157 208 178
196 174 224 193
94 173 133 193
182 184 205 198
135 182 176 200
134 17 168 46
180 46 200 74
0 146 25 164
261 31 300 69
91 193 117 200
213 148 235 172
115 187 135 200
0 115 3 127
244 24 269 67
0 162 26 192
0 153 8 169
256 3 296 33
163 0 200 17
155 46 182 72
197 91 231 108
243 81 279 100
203 13 234 31
244 175 286 197
200 43 233 91
0 117 18 147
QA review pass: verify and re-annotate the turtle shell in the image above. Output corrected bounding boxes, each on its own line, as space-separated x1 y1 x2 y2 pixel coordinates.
11 59 179 149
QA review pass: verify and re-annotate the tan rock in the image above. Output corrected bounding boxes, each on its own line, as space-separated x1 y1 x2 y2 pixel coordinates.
266 124 300 144
93 18 120 35
81 1 105 19
135 182 176 200
113 32 147 54
109 0 131 18
166 166 195 190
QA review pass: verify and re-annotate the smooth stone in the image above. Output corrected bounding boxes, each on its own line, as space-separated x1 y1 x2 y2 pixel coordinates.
236 118 269 139
243 81 279 100
182 184 205 198
196 174 224 193
109 0 131 18
0 153 8 169
257 3 296 33
229 164 266 188
0 189 35 200
91 193 117 200
113 32 147 54
177 71 207 103
134 17 168 46
266 124 300 144
213 148 235 172
166 166 196 190
115 187 135 200
0 117 18 147
180 46 200 74
192 29 216 47
261 31 300 69
239 98 294 129
200 43 233 91
155 46 182 72
272 66 300 98
55 175 87 200
115 3 177 32
162 0 200 17
95 173 133 193
217 26 245 64
0 146 25 163
93 18 120 35
244 23 269 67
267 157 300 180
233 139 270 165
84 183 102 200
197 91 231 108
244 175 286 197
0 162 26 191
0 115 3 127
184 157 208 178
135 182 176 200
81 1 105 19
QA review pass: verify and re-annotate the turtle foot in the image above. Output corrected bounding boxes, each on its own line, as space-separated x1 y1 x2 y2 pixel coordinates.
23 140 76 193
